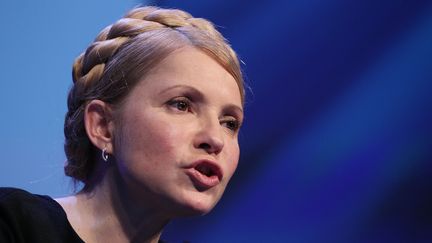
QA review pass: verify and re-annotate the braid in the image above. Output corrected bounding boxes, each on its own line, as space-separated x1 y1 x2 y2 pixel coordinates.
64 6 244 187
72 7 221 87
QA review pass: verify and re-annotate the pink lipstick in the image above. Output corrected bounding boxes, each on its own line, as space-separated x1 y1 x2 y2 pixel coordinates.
185 160 223 190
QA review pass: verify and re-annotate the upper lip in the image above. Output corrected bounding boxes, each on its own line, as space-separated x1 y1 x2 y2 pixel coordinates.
187 159 223 181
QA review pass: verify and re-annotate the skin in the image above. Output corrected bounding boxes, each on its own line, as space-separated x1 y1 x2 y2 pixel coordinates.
56 47 243 243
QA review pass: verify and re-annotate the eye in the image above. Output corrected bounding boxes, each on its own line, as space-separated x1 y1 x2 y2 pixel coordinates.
221 118 241 132
167 97 191 112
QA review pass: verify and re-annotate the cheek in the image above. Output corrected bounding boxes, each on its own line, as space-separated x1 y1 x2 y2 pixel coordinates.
115 111 187 167
113 113 188 193
224 141 240 180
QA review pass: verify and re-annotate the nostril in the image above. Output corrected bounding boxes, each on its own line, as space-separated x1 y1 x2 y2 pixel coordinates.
199 143 211 150
195 133 224 155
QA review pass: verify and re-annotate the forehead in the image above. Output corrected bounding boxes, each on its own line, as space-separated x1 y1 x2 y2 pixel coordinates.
134 47 242 108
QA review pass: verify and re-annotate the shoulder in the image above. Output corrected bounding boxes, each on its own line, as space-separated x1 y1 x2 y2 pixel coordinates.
0 187 84 243
0 187 51 205
0 187 61 221
0 187 34 200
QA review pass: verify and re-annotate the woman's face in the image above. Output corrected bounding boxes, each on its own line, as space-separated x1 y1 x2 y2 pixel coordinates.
112 47 243 217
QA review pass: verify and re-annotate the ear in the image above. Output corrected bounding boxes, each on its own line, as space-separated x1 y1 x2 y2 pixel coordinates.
84 100 115 154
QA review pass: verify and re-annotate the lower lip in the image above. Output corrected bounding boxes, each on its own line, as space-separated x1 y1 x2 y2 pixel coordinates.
185 168 220 190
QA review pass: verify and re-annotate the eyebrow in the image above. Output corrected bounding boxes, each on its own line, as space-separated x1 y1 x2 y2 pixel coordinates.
158 84 201 97
158 84 244 114
223 104 244 121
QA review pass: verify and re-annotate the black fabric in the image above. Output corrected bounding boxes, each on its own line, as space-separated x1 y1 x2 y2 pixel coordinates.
0 187 84 243
0 188 170 243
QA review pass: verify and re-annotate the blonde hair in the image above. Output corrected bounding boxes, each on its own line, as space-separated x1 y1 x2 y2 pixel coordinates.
64 6 245 187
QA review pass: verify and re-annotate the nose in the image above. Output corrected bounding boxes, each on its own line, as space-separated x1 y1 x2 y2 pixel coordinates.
193 117 224 155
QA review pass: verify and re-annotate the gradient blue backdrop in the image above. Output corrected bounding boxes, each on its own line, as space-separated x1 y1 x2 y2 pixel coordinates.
1 0 431 242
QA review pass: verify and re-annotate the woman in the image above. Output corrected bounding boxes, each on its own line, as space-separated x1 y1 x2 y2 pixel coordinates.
0 6 245 243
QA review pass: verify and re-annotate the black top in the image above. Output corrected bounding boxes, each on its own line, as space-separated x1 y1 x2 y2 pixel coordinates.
0 187 84 243
0 188 169 243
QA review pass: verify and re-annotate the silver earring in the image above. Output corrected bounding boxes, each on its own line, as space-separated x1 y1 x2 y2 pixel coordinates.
102 148 109 162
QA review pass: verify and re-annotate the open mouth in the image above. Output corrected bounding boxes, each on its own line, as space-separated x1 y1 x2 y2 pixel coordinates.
195 163 215 177
194 160 222 181
185 160 223 189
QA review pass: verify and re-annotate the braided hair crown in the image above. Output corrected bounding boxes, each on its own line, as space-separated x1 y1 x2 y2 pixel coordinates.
64 6 244 187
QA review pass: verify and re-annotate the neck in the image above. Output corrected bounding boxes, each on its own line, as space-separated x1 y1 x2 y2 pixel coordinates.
57 164 169 243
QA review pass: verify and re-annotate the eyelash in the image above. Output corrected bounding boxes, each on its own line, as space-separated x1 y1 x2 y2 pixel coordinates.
221 118 241 132
167 97 192 112
166 97 241 132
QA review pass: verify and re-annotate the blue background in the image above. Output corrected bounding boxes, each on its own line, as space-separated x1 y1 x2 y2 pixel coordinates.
1 0 431 242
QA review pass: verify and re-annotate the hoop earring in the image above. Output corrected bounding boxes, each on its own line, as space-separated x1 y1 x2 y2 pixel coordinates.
102 148 109 162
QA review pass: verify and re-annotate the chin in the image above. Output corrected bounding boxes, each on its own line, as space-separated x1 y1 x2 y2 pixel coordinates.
190 200 217 216
175 192 221 217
